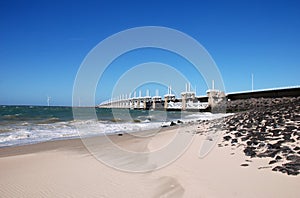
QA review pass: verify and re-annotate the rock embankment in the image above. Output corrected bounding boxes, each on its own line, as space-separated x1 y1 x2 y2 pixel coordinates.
222 97 300 176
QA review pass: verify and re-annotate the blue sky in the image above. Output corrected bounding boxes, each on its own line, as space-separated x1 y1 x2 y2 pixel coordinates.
0 0 299 106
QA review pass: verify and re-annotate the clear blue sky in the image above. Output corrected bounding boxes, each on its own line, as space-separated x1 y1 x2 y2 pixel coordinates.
1 0 299 106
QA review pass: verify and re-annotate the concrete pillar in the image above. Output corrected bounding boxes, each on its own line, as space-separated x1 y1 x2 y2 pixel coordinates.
164 95 175 109
137 99 140 109
207 89 225 112
207 90 217 107
164 97 168 109
144 100 147 109
152 96 161 110
181 93 186 111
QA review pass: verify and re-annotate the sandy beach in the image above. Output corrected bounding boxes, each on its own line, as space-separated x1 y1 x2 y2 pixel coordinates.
2 0 300 197
1 122 299 198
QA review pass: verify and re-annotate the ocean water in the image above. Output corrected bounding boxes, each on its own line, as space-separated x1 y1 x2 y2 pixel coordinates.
0 105 227 147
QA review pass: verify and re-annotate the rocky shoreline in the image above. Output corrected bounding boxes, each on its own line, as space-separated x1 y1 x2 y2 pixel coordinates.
220 97 300 176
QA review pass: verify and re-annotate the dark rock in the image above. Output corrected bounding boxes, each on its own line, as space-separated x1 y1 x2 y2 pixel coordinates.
286 155 300 161
258 142 266 148
288 170 299 176
281 146 294 154
234 132 243 137
267 143 281 150
231 138 238 144
275 155 282 161
271 129 282 136
284 162 300 170
223 135 231 141
282 162 300 176
241 163 249 167
269 160 277 165
283 134 292 141
251 138 260 146
170 121 176 126
277 118 285 125
272 166 287 173
246 140 252 146
241 135 251 141
177 120 183 124
244 147 256 157
285 126 297 131
257 134 265 141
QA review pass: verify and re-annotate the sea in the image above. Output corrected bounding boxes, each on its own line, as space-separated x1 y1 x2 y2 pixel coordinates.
0 105 227 147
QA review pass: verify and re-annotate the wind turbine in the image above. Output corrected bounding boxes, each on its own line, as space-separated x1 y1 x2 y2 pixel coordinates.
47 96 51 107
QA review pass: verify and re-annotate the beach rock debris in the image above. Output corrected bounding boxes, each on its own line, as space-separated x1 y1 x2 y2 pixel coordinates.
222 97 300 176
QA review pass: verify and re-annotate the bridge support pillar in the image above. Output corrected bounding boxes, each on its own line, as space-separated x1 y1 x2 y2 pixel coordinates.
181 94 186 111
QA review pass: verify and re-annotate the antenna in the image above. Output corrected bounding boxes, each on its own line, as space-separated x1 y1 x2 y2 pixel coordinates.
251 73 254 91
156 89 159 96
212 80 215 90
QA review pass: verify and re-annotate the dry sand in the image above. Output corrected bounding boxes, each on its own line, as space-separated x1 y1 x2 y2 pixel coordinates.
0 125 299 198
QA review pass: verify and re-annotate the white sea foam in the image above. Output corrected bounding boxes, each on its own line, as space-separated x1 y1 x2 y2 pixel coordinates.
0 112 230 147
0 120 162 147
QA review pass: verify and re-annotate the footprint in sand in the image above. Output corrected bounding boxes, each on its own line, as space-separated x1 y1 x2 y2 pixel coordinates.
152 176 185 198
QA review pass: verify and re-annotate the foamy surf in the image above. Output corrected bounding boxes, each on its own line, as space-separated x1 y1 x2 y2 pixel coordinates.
0 106 230 147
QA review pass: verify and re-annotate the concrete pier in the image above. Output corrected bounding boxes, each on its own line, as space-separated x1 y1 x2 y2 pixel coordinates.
181 83 196 110
164 86 176 109
98 83 298 111
98 84 211 111
152 90 162 109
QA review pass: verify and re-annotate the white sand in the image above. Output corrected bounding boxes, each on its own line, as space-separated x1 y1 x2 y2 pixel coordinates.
0 125 299 198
